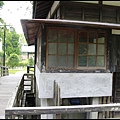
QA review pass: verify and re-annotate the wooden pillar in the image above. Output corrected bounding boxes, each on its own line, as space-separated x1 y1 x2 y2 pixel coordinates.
41 98 48 119
89 97 99 119
41 98 54 119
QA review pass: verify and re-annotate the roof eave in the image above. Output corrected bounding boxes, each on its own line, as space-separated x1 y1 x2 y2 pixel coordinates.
21 19 120 45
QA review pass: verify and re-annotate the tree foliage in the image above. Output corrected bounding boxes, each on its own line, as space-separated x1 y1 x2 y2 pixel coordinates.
0 25 21 67
0 51 3 65
0 1 32 67
0 27 21 57
5 39 13 57
7 53 19 68
0 1 4 9
9 31 21 55
19 34 27 48
0 1 5 24
28 57 34 66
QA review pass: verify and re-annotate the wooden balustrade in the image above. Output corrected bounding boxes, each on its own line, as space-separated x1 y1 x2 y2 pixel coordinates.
5 78 120 119
5 73 35 119
5 103 120 119
0 66 9 77
27 66 34 74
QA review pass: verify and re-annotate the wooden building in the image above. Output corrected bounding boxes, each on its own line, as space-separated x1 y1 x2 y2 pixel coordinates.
20 1 120 119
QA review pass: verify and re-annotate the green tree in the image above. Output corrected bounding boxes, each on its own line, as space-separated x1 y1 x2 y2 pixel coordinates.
28 57 34 66
0 1 4 24
5 39 13 57
0 1 4 9
7 53 19 68
0 1 32 67
5 29 21 58
0 51 3 65
10 30 20 55
19 34 27 55
0 25 21 66
19 34 27 45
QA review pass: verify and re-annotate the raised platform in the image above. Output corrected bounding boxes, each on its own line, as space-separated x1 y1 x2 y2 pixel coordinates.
0 74 23 119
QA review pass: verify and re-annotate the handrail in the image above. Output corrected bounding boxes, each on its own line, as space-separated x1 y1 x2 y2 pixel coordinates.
5 103 120 119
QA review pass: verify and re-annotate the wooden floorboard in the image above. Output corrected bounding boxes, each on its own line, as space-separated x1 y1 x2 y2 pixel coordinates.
0 74 23 119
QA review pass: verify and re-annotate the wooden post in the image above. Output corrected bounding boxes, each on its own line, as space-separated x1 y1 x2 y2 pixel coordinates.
89 97 99 119
54 80 61 119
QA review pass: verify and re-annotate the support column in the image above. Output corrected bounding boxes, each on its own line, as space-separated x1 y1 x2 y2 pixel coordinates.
89 97 99 119
41 98 54 119
41 98 48 119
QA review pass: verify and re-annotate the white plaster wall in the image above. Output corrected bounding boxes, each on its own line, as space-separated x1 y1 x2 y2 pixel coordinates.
35 65 40 94
35 65 113 99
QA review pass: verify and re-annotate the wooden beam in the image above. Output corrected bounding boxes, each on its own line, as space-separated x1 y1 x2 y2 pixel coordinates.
5 103 120 116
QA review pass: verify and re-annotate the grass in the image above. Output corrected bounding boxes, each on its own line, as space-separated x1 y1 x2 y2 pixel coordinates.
9 67 27 74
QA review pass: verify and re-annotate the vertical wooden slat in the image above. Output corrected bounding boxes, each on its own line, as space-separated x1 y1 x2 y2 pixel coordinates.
116 10 119 23
82 7 84 20
56 86 61 119
106 96 110 118
54 80 61 119
53 80 57 119
98 97 103 119
5 115 12 119
102 97 106 118
99 7 102 22
109 96 113 118
101 96 113 119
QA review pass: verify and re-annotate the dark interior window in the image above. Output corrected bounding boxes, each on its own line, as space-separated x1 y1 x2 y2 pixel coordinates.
78 31 106 68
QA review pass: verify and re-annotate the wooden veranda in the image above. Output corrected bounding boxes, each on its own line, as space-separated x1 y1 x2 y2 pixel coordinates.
0 66 34 119
0 73 23 118
0 66 120 119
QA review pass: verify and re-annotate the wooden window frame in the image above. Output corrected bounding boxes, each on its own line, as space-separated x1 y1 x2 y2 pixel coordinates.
77 29 107 70
46 27 76 70
46 27 107 70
